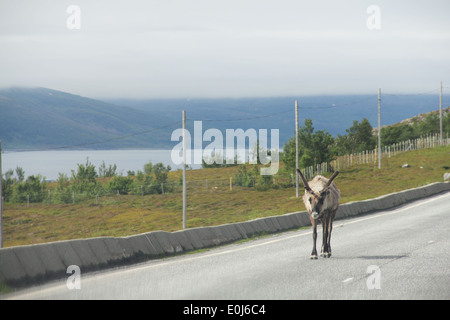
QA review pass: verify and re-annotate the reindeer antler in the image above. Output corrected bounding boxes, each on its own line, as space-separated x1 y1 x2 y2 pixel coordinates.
296 169 313 193
325 171 339 188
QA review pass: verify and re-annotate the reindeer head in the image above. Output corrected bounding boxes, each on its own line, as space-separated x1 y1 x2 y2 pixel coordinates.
297 169 339 220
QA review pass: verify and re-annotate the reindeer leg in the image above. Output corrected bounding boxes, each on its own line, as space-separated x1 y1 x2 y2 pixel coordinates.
326 214 335 258
321 217 329 257
310 218 318 259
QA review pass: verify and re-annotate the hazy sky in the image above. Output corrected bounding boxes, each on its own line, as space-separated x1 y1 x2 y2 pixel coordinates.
1 0 449 99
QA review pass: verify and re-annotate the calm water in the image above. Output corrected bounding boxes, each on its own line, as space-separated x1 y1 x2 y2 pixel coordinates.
3 149 201 181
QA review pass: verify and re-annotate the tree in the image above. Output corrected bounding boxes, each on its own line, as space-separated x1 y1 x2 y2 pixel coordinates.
310 129 335 165
15 166 25 183
233 165 257 187
337 118 376 154
55 173 72 203
12 174 47 203
282 119 335 173
144 161 154 175
381 123 416 146
153 162 172 193
98 161 117 178
70 158 100 194
131 161 172 194
131 170 154 195
107 175 133 195
1 169 15 201
349 118 376 152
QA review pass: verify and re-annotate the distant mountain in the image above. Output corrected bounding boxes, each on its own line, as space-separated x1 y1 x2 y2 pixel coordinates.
108 93 448 145
0 87 177 151
1 87 447 151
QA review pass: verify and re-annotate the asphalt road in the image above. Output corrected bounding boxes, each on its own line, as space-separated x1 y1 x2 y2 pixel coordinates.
5 192 450 300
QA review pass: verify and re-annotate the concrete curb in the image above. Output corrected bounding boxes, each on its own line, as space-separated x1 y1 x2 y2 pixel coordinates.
1 181 449 288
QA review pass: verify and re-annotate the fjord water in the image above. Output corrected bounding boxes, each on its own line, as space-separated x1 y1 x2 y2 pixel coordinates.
3 149 194 181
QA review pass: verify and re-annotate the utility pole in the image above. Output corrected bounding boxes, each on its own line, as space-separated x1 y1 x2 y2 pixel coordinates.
378 88 381 169
0 140 3 248
295 100 299 198
182 110 187 229
440 81 443 145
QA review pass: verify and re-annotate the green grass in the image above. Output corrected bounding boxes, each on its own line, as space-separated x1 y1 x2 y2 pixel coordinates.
2 146 449 247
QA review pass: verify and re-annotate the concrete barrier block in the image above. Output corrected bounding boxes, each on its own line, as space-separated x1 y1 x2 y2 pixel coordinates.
139 233 165 256
172 230 195 252
116 238 136 260
182 228 206 250
265 216 282 232
414 187 425 198
246 220 265 235
344 203 356 217
210 226 231 246
252 219 270 233
383 194 397 208
406 189 420 202
0 248 27 285
283 213 297 229
286 213 302 229
145 231 171 254
359 201 371 213
342 203 353 217
264 217 280 232
52 241 82 268
34 243 66 275
126 234 157 257
264 217 278 231
214 224 238 243
85 238 112 266
221 224 244 241
102 237 126 262
347 202 359 217
397 192 407 204
239 221 258 238
191 227 217 248
233 222 250 239
297 211 311 227
13 246 47 282
276 215 294 231
151 231 183 254
69 239 100 269
372 198 383 210
422 184 433 196
165 233 184 253
335 205 346 219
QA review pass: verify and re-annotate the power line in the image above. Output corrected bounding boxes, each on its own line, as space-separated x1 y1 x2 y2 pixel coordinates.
383 88 439 96
187 96 376 122
188 109 292 122
300 96 376 109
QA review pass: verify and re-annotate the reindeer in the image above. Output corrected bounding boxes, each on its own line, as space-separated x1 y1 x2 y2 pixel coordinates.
297 169 340 259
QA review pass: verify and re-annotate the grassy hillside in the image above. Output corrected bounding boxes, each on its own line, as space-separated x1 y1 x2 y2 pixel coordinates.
2 146 449 247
